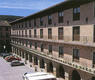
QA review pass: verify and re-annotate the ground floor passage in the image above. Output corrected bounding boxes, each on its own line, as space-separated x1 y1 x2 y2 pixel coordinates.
12 46 95 80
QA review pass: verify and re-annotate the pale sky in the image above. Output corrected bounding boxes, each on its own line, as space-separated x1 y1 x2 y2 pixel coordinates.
0 0 64 16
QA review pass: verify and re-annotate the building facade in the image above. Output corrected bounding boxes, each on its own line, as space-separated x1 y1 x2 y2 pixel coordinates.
11 0 95 80
0 21 11 53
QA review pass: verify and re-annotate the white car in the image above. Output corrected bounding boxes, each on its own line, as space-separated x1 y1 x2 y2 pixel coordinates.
23 72 56 80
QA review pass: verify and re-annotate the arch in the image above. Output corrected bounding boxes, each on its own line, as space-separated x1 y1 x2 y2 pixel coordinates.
58 65 65 78
47 62 53 73
92 77 95 80
72 70 81 80
34 56 38 65
29 54 32 62
40 59 45 68
25 53 28 60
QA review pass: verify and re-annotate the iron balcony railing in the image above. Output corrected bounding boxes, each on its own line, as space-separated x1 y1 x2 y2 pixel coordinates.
11 43 95 75
11 35 94 44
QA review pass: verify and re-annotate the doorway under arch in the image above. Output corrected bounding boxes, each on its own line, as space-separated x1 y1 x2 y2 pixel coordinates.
47 62 53 73
72 70 81 80
40 59 45 68
92 77 95 80
58 65 65 78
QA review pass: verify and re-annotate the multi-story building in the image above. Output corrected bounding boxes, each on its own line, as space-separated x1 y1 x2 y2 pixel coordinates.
0 21 11 53
10 0 95 80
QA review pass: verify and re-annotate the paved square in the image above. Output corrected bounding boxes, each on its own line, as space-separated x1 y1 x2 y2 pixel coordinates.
0 57 34 80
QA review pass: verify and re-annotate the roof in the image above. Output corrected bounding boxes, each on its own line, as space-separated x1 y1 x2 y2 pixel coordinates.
10 0 94 24
0 21 10 27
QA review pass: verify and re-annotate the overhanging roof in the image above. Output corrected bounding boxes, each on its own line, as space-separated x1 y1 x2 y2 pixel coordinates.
10 0 94 24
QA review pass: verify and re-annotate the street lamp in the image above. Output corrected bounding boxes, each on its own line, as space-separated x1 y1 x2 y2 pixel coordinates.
3 45 6 52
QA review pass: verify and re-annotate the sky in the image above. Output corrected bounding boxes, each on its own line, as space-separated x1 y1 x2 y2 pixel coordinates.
0 0 64 17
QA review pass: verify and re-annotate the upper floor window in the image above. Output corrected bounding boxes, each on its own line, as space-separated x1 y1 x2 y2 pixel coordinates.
93 52 95 67
48 45 52 53
58 11 64 23
48 15 52 25
40 17 43 26
73 7 80 21
34 29 37 38
73 49 80 62
29 20 31 27
40 29 43 38
58 27 63 40
29 30 31 37
34 19 36 27
25 30 27 37
73 26 80 41
59 46 64 58
35 42 37 50
48 28 52 39
25 21 27 27
41 44 44 52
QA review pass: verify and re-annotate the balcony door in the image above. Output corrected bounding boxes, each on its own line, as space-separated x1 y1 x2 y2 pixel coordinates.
58 27 63 40
93 52 95 67
73 26 80 41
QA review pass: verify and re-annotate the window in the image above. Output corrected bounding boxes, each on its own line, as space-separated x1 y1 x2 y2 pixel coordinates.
58 11 64 23
48 15 52 25
29 20 31 27
73 49 80 62
6 27 8 31
25 21 27 27
73 7 80 21
0 27 2 31
49 45 52 53
35 42 37 50
22 30 23 37
30 42 32 48
34 56 38 65
93 52 95 67
93 25 95 42
29 30 31 37
58 28 63 40
41 44 44 52
40 29 43 38
25 30 27 37
48 28 52 39
73 26 80 41
34 19 36 26
59 46 64 57
34 29 37 38
40 17 43 26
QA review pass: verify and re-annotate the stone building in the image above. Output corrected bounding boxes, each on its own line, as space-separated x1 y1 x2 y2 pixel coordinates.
0 21 11 53
10 0 95 80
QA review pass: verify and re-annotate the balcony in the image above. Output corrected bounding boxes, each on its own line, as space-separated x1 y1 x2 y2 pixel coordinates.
11 35 95 47
11 43 95 75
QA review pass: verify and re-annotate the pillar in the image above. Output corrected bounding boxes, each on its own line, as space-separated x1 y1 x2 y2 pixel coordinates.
53 67 57 76
45 63 47 72
65 72 69 80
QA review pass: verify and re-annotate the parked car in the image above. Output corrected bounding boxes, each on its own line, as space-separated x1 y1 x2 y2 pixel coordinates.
2 53 12 58
11 60 24 66
23 72 56 80
5 55 15 61
6 56 21 62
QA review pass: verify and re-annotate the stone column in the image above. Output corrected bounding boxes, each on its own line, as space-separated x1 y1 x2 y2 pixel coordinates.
32 57 34 67
53 67 56 76
65 72 69 80
45 63 47 72
38 60 40 71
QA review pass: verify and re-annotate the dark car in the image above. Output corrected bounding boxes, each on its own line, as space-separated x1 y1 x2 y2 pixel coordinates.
11 60 24 66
